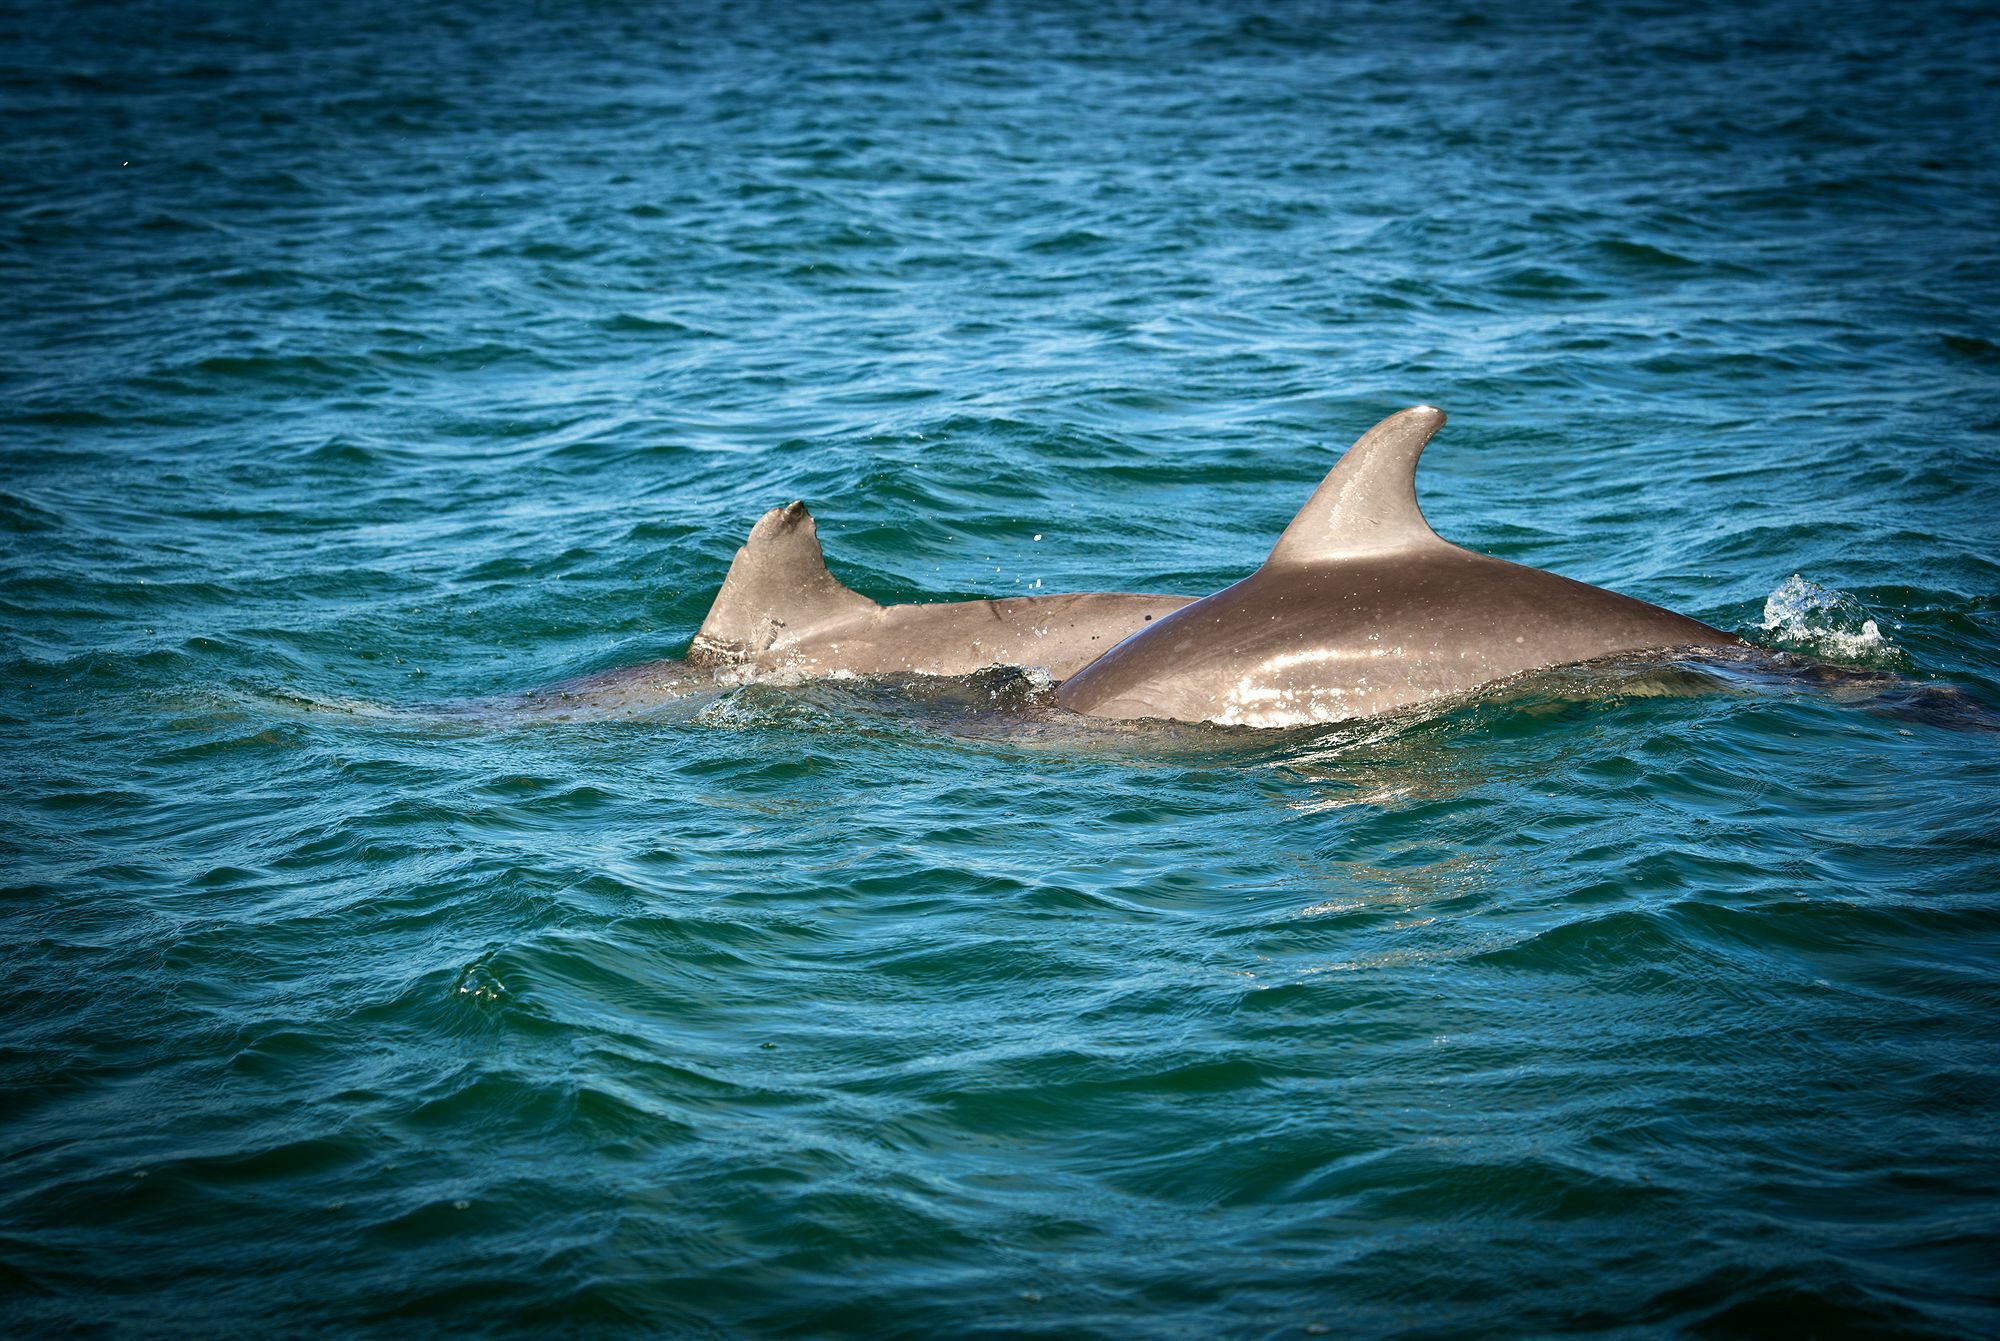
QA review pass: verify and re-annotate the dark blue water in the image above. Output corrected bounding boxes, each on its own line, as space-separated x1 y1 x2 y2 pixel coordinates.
4 1 1999 1335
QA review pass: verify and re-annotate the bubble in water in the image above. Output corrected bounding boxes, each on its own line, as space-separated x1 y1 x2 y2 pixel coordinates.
453 962 506 1002
1759 575 1896 662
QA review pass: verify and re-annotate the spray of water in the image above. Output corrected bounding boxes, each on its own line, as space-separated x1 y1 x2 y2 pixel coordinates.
1759 575 1897 662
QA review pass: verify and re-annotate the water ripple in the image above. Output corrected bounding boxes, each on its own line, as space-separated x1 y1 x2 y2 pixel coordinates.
4 0 1999 1336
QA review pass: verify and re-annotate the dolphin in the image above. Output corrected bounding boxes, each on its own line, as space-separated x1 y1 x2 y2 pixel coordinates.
500 502 1192 719
1057 406 1743 728
685 501 1191 679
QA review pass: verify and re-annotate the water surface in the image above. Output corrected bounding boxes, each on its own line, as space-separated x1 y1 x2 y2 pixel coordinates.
4 1 1999 1335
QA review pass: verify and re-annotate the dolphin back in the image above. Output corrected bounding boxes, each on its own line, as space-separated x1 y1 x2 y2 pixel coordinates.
1059 406 1740 726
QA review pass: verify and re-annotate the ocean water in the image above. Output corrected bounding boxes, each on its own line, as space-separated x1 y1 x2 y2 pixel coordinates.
4 0 1999 1334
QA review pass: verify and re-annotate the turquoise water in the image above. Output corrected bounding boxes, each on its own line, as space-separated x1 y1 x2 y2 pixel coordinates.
5 0 2000 1334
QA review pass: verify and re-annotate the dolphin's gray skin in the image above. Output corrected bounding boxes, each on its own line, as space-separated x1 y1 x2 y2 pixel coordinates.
499 657 715 720
481 503 1186 722
686 501 1191 679
1057 406 1742 728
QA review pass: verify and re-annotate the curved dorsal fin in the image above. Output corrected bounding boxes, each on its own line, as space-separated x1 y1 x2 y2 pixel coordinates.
689 502 879 663
1267 406 1447 566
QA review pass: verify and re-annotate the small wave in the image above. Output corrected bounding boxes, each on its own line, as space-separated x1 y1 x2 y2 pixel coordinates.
595 312 713 337
1759 575 1898 663
1592 238 1703 271
453 961 507 1004
1941 333 2000 363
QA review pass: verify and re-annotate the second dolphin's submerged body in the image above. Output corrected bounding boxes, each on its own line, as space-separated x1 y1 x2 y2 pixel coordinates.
1059 407 1741 728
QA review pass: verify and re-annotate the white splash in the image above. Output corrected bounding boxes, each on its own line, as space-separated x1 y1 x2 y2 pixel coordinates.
1759 574 1896 661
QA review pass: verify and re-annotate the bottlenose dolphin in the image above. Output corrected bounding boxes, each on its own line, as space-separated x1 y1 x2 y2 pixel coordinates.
502 503 1191 719
1057 407 1742 728
686 501 1191 678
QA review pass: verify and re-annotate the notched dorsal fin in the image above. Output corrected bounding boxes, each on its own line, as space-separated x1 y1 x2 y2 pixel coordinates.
1266 406 1447 565
689 502 879 663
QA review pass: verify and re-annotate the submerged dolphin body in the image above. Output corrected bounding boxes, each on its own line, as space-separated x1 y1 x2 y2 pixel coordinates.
1058 407 1742 728
687 501 1191 679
